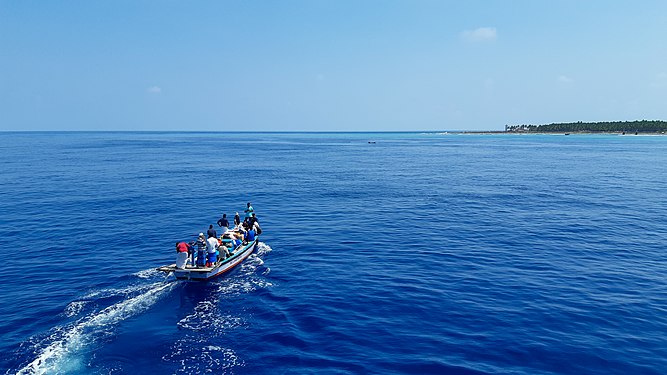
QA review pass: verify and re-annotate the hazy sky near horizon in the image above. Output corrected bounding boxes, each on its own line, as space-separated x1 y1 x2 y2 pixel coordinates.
2 1 667 131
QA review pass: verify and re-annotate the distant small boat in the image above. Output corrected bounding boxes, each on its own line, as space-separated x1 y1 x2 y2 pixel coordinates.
157 239 258 281
564 133 570 136
368 141 376 144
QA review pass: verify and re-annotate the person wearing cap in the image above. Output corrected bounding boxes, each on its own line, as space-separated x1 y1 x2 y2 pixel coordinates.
194 233 207 267
234 212 241 227
217 213 229 229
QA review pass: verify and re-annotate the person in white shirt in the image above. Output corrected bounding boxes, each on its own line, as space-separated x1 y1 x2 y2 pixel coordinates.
206 236 218 267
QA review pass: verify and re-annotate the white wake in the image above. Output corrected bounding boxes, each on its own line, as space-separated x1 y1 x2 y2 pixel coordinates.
17 242 272 375
17 281 175 375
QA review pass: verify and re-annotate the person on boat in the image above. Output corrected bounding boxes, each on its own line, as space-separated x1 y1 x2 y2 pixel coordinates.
207 224 217 239
206 235 218 267
245 227 256 243
217 214 229 229
194 233 207 267
241 211 254 231
218 238 231 258
234 212 241 227
175 241 192 269
228 227 244 249
215 236 228 259
252 218 262 235
187 240 196 265
244 202 254 218
244 212 257 228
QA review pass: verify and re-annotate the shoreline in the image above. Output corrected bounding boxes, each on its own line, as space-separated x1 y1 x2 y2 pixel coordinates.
462 131 667 136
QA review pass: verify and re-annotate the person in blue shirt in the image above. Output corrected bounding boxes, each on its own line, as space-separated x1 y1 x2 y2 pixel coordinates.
217 214 229 229
207 224 217 239
245 228 256 243
244 202 254 218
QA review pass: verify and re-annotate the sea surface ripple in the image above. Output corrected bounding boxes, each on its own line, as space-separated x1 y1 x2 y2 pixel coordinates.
0 132 666 374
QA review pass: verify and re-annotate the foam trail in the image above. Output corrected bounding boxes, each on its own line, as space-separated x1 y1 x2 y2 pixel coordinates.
133 268 162 279
163 242 274 373
256 242 272 256
20 244 272 374
17 281 175 375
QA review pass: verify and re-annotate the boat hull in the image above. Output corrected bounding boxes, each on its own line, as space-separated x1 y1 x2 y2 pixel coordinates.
158 239 258 281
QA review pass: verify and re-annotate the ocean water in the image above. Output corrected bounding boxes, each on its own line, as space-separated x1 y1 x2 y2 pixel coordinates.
1 132 666 375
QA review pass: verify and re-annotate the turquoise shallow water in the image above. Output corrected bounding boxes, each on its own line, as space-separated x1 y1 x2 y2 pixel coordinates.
1 132 666 374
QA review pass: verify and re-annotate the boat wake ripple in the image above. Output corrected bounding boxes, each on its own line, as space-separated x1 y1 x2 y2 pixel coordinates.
177 301 244 333
162 242 273 373
163 338 244 375
16 280 175 375
16 243 272 375
169 300 246 374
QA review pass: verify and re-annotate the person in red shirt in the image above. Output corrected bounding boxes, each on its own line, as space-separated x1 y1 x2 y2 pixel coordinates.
176 242 190 253
175 242 192 269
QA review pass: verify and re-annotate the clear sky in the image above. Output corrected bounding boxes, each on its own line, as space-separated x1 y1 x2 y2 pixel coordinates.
2 0 667 131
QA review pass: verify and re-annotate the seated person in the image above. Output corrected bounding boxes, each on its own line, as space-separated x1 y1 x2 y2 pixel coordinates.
217 236 231 258
245 228 256 243
220 243 231 258
230 226 245 238
225 235 241 250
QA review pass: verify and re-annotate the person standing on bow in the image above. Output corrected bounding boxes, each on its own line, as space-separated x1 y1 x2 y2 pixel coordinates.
244 202 254 219
234 212 241 227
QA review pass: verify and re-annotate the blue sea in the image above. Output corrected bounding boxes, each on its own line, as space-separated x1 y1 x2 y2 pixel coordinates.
1 132 666 374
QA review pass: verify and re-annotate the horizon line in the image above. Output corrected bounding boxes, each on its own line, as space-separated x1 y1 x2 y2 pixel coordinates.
0 129 495 134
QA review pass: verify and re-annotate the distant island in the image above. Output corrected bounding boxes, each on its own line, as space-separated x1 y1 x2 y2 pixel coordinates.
504 120 667 134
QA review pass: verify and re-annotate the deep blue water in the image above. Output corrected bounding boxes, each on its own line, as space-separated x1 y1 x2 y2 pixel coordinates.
1 132 666 374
